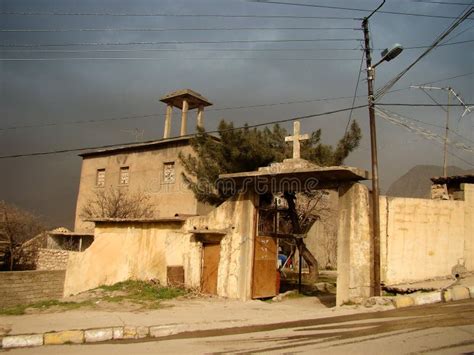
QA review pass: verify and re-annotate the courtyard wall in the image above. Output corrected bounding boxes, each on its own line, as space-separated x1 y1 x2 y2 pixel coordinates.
36 249 78 271
63 193 255 300
0 270 66 308
380 183 473 285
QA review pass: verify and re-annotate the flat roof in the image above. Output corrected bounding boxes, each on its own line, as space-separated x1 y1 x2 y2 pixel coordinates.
88 217 188 223
48 231 94 237
160 89 213 109
79 135 219 158
219 161 369 192
220 165 369 182
431 174 474 184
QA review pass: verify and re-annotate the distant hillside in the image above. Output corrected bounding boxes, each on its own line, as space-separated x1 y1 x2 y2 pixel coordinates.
386 165 474 198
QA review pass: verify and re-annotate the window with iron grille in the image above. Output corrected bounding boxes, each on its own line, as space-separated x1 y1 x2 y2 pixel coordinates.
163 162 176 184
96 169 106 187
119 167 129 185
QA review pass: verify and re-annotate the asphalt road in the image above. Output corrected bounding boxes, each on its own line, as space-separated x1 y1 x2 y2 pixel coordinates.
10 299 474 354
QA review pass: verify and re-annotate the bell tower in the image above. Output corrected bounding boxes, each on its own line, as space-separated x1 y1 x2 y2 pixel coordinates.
160 89 213 138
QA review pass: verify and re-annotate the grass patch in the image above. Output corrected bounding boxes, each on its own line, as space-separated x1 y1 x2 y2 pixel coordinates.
0 280 186 316
98 280 186 302
0 304 28 316
0 300 94 316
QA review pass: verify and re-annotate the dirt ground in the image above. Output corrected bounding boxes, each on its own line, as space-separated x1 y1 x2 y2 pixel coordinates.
8 300 474 355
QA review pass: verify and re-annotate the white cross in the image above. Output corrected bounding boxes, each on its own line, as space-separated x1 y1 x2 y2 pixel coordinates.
285 121 309 159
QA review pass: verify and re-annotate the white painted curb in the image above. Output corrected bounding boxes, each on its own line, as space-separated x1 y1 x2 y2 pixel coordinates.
2 284 473 349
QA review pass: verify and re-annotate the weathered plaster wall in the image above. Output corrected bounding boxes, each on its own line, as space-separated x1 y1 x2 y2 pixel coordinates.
185 192 256 300
336 183 372 306
63 222 186 296
74 141 211 233
380 183 473 285
305 189 339 270
64 192 256 300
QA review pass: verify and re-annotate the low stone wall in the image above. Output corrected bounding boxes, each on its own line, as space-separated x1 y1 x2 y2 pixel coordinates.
36 249 71 270
0 270 66 308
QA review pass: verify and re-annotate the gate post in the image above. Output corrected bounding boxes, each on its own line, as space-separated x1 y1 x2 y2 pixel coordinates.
336 182 373 305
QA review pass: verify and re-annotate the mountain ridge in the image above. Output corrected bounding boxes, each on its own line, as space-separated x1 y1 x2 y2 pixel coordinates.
386 165 474 198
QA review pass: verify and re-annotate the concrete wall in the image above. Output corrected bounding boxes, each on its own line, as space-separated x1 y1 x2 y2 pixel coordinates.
64 192 256 300
185 192 256 300
305 189 339 270
63 222 187 296
380 183 474 285
74 140 211 233
0 270 66 308
36 249 78 271
336 183 372 305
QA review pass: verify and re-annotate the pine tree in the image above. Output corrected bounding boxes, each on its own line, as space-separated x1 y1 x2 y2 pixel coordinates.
179 120 361 205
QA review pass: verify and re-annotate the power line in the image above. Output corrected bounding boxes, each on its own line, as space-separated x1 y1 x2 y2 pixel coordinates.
1 39 471 53
0 47 361 53
2 71 472 132
249 0 474 19
345 48 365 133
0 57 363 62
376 107 474 153
398 114 474 147
403 38 474 48
0 94 361 132
376 103 474 106
446 148 474 167
0 113 160 131
410 0 474 5
0 12 358 20
0 38 361 48
410 86 474 144
0 104 368 159
0 26 359 33
443 24 474 43
374 6 473 101
367 0 386 20
384 71 474 96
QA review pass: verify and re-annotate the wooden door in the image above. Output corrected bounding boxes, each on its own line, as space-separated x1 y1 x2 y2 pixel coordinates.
252 236 278 298
201 243 221 295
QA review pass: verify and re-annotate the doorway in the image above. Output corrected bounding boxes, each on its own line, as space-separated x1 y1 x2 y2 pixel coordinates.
252 235 278 298
201 243 221 295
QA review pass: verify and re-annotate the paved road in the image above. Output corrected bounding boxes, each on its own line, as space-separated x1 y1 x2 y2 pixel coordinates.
11 299 474 354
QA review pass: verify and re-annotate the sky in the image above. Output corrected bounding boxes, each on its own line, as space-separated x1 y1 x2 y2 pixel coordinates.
0 0 473 229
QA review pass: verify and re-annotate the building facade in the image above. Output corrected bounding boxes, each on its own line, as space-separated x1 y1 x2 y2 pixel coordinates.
74 89 214 233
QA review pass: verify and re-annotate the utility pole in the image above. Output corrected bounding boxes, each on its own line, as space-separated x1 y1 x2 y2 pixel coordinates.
410 85 471 177
362 17 381 297
443 89 451 177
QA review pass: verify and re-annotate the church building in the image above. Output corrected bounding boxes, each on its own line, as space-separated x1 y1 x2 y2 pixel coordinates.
74 89 214 233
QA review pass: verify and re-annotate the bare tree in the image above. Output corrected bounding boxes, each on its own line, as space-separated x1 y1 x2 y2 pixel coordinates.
80 188 155 220
276 190 337 279
0 201 46 270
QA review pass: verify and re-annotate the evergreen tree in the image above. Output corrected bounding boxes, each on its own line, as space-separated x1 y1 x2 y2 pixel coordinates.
179 120 361 205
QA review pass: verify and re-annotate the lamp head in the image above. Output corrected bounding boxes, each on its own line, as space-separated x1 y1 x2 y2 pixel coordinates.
381 43 403 62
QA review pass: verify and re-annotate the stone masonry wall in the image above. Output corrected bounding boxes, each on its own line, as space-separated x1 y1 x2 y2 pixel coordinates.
36 248 71 270
0 270 66 308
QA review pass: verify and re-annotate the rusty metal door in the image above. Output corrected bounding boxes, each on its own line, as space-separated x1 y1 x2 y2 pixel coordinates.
252 236 278 298
201 243 220 295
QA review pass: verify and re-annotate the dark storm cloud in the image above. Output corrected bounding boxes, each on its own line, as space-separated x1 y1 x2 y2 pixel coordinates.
1 0 472 227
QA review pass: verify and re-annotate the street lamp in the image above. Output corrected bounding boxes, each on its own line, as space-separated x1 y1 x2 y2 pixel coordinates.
362 17 403 296
378 44 404 64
